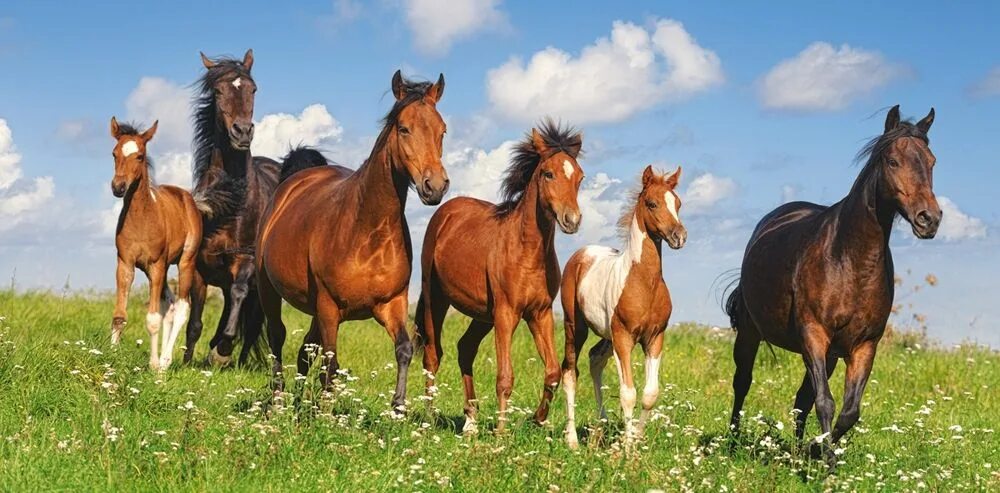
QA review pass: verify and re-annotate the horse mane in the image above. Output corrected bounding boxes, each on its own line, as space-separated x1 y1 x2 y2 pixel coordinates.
851 120 928 193
495 119 582 216
115 121 155 177
192 55 252 185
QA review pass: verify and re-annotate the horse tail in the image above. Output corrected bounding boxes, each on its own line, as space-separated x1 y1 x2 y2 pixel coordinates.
193 171 245 222
723 276 744 332
279 146 328 183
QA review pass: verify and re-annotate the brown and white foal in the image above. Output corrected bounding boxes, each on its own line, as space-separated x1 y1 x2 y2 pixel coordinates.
560 166 687 447
109 118 202 370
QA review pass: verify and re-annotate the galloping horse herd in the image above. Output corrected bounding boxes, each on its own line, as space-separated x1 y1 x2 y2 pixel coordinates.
109 49 942 462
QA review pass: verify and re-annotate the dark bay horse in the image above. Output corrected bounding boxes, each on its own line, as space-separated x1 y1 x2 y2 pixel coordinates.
185 50 287 366
560 165 686 447
108 118 202 370
257 71 449 411
725 106 940 460
416 121 584 433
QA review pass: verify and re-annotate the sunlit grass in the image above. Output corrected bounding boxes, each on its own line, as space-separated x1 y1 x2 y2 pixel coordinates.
0 289 996 491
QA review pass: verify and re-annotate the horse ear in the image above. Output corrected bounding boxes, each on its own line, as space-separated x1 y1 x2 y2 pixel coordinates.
884 105 901 133
425 73 445 103
200 52 216 69
665 166 682 189
110 117 121 139
391 70 406 101
531 128 550 155
917 107 935 134
641 165 655 187
566 132 583 158
242 49 254 72
141 120 158 142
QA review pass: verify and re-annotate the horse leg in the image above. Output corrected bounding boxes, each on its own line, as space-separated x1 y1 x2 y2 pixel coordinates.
374 294 413 413
237 291 264 366
610 329 638 442
296 318 322 380
801 325 836 462
793 357 838 441
258 268 286 393
457 319 492 434
417 275 449 396
208 288 231 351
637 331 665 435
184 271 207 364
492 308 519 434
211 258 254 365
730 327 761 434
832 341 877 443
588 339 613 421
157 283 177 369
145 262 167 371
160 249 195 370
314 293 343 391
111 257 135 345
526 307 560 425
561 306 589 448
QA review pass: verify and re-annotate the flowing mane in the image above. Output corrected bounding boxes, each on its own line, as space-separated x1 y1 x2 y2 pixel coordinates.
851 120 928 194
495 119 582 216
191 55 253 185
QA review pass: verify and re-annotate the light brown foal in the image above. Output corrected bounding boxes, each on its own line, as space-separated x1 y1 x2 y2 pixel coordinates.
416 121 584 433
109 118 202 370
560 166 687 447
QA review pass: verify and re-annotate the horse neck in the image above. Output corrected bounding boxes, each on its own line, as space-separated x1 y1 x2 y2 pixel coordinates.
215 136 251 179
622 214 663 278
508 180 556 256
833 167 896 262
120 172 157 223
351 143 408 228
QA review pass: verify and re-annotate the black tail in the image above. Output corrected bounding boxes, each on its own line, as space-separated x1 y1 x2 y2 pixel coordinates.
724 282 744 332
279 146 328 183
194 170 246 224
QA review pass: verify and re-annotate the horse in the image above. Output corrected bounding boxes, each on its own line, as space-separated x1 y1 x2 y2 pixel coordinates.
415 120 583 433
724 105 940 462
256 71 449 411
559 165 687 447
185 49 286 366
108 118 202 370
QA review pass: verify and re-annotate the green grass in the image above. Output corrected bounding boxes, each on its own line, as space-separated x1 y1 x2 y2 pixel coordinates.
0 288 997 492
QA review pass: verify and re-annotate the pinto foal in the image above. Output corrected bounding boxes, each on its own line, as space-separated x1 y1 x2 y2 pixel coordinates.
560 166 687 447
109 118 202 370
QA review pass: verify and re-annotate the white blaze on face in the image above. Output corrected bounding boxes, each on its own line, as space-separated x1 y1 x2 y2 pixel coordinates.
563 159 574 179
232 77 242 89
664 190 679 220
121 140 139 157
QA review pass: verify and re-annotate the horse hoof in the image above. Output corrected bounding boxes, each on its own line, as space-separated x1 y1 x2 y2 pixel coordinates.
462 418 478 435
208 347 232 367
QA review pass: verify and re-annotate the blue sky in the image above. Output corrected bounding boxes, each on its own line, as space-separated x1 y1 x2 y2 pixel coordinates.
1 1 997 346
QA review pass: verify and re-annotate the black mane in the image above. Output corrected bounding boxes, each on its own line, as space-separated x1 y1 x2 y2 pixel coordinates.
495 119 582 216
192 55 253 186
852 120 928 193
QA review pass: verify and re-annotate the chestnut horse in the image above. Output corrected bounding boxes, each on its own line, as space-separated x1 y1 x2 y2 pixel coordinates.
560 165 686 447
186 49 284 366
257 71 449 411
416 121 583 433
725 106 940 461
109 118 202 370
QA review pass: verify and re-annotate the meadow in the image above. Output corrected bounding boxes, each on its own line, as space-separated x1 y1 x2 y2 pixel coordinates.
0 288 996 492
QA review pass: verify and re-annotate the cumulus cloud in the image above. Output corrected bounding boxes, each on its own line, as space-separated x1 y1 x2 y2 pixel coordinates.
967 67 1000 98
251 104 344 160
153 152 193 189
125 77 192 153
487 19 723 124
759 42 907 111
936 196 987 241
403 0 507 56
0 119 55 231
683 172 736 214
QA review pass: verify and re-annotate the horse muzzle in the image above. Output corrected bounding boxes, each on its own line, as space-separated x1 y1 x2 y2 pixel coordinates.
111 180 127 198
557 210 581 235
228 121 254 150
665 227 687 250
910 208 941 240
417 172 450 206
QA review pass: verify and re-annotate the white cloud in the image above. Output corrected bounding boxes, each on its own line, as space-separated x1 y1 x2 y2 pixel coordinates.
441 140 515 203
331 0 362 23
0 119 55 231
781 184 799 203
683 172 736 213
153 152 193 189
403 0 506 56
758 42 907 111
125 77 192 153
968 67 1000 98
251 104 344 159
487 19 723 124
576 172 627 244
936 196 986 241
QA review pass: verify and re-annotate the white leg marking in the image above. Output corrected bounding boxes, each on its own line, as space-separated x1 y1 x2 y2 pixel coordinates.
146 312 162 370
562 159 575 179
638 355 661 432
562 370 578 447
159 300 189 370
614 353 638 440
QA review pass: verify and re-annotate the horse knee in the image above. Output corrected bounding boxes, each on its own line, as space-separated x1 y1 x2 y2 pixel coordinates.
620 385 637 411
641 389 659 411
496 375 514 400
395 337 414 364
544 366 561 388
146 312 162 336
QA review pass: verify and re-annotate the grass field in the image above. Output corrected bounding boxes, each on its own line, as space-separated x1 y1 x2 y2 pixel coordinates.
0 288 996 492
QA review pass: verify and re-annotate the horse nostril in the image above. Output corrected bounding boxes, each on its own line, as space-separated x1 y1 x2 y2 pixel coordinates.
915 210 932 227
423 178 433 192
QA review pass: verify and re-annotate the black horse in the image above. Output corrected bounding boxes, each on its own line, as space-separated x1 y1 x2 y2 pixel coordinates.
725 105 940 461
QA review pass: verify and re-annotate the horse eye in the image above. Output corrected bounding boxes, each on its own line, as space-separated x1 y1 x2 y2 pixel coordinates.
399 126 411 135
888 159 900 168
543 170 555 180
646 200 657 209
